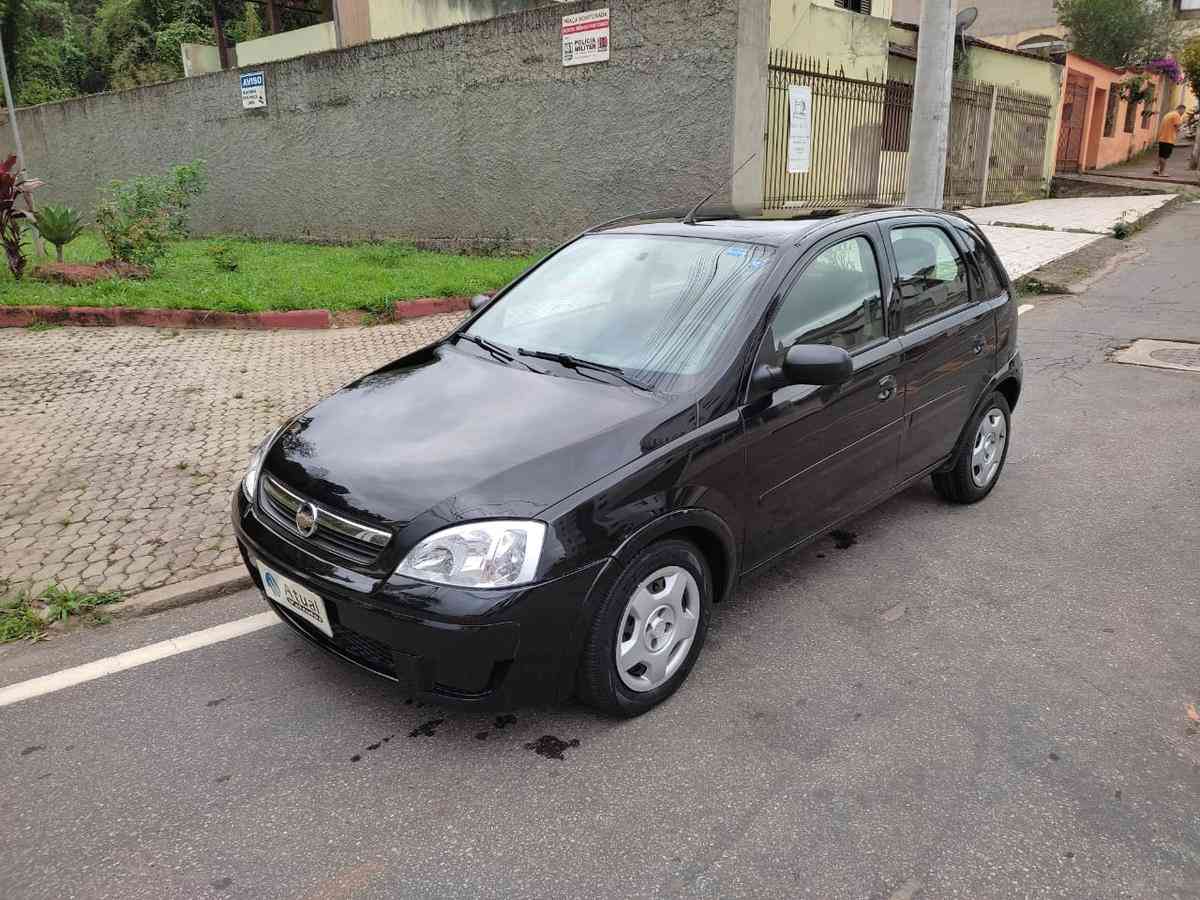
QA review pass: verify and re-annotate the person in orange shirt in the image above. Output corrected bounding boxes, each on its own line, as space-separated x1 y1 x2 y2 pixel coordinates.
1153 104 1187 176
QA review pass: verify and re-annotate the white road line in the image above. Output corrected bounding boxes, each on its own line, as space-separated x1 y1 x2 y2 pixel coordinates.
1018 304 1034 316
0 612 280 708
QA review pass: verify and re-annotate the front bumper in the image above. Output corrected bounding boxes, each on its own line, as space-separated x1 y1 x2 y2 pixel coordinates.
232 489 611 708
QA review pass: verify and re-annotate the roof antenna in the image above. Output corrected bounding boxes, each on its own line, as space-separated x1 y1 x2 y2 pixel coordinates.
682 153 758 225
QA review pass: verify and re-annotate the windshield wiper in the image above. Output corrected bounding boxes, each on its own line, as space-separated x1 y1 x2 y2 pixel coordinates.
455 333 546 374
516 348 652 391
456 332 514 362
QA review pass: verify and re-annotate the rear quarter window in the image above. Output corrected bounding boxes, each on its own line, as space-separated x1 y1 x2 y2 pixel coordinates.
957 227 1009 300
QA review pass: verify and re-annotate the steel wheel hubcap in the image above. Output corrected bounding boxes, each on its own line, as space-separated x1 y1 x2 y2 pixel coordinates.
616 566 700 693
971 407 1007 487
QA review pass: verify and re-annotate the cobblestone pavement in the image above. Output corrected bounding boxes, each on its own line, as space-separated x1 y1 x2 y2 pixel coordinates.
0 314 463 598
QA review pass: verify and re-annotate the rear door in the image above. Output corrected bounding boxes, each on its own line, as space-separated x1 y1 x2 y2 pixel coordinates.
742 226 904 569
884 218 997 479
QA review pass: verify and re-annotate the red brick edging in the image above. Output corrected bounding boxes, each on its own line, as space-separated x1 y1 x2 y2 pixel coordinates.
393 296 472 319
0 305 332 330
0 298 476 331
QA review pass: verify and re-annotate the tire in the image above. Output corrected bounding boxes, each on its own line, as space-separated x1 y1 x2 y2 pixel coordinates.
576 539 713 717
932 392 1012 504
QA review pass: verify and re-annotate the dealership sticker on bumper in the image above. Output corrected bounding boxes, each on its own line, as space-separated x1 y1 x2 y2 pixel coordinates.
256 561 332 638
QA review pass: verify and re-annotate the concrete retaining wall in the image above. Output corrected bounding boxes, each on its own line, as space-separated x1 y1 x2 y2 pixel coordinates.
2 0 765 249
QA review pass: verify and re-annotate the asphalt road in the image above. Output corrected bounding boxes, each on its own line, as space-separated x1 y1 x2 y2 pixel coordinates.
4 205 1200 900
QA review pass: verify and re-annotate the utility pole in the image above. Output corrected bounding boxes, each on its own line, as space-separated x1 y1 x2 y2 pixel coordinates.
0 27 42 257
0 28 26 172
905 0 957 208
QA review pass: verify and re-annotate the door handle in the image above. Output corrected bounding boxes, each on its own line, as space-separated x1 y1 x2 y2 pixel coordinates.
877 375 897 402
973 336 986 355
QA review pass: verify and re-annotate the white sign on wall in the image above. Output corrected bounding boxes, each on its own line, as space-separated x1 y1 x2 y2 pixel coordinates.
562 8 610 67
787 85 812 174
240 71 266 109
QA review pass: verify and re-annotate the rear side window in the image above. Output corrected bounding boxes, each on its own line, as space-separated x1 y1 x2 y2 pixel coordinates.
890 226 969 328
957 228 1008 300
771 236 885 354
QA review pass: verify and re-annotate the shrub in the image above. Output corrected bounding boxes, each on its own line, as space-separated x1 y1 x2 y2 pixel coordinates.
32 204 85 262
207 242 239 272
0 156 46 280
95 160 207 269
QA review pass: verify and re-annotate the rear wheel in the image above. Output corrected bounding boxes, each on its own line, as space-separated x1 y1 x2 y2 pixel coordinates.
576 539 712 717
932 392 1011 504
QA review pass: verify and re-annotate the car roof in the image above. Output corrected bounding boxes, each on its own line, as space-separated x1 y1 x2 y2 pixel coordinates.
596 208 965 248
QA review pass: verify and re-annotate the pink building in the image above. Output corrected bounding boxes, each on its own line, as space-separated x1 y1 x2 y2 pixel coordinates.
1055 53 1167 172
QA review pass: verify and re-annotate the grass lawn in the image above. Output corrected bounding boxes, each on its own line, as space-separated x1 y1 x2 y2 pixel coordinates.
0 232 541 314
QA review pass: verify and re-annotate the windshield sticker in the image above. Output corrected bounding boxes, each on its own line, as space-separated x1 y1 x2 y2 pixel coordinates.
725 247 747 257
749 258 767 268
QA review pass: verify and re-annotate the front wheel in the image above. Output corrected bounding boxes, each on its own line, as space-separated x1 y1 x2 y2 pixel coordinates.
576 539 712 717
932 392 1011 504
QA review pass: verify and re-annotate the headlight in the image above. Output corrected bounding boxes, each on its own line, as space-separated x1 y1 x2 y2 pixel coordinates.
397 521 546 588
240 428 279 502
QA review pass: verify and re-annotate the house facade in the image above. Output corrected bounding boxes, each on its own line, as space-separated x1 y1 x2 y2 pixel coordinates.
1055 55 1167 172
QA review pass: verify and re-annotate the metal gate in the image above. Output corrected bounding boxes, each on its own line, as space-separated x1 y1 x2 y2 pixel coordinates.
1056 71 1092 173
765 49 1056 209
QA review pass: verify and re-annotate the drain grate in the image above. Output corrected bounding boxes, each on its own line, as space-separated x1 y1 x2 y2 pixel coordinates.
1113 340 1200 373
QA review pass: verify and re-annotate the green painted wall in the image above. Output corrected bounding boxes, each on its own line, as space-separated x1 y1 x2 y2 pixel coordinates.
770 2 892 78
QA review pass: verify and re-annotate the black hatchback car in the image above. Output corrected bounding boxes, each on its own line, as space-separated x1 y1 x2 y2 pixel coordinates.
233 208 1021 716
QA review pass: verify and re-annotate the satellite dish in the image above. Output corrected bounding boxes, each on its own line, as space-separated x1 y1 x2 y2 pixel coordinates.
955 6 979 33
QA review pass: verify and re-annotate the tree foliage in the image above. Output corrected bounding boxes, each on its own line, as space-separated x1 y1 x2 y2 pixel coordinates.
0 0 306 107
1055 0 1181 69
1181 37 1200 99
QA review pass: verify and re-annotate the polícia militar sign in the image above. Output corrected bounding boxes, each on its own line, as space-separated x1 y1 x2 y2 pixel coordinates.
240 71 266 109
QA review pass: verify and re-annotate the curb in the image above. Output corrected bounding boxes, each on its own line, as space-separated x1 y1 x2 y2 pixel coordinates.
0 305 333 330
1 298 477 330
106 567 253 622
394 296 472 319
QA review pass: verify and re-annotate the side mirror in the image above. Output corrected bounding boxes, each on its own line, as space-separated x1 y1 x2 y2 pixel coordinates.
782 343 853 386
898 280 921 299
469 293 493 311
752 343 853 393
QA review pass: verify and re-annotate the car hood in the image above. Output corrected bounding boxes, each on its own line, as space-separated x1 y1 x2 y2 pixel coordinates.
263 343 673 528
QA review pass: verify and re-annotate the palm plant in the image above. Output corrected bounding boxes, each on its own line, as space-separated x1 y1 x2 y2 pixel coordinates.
32 204 86 263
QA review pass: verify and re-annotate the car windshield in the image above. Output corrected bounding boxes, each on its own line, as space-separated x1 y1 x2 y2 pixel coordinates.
465 234 775 391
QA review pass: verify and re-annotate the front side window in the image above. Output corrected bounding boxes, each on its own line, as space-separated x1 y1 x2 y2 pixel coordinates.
466 234 774 391
770 236 885 355
890 226 969 328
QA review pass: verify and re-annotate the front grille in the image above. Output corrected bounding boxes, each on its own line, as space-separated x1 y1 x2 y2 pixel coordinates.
272 601 398 679
330 622 397 676
259 475 391 567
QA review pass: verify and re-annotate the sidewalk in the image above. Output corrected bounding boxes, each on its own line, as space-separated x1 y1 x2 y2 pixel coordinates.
966 194 1176 278
0 195 1173 606
1085 140 1198 185
0 315 462 600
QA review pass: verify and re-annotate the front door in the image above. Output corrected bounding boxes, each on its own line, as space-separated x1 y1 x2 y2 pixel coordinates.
884 220 997 479
1057 72 1092 173
743 229 905 570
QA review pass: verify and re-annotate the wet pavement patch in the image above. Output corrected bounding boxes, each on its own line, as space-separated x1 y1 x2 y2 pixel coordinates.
350 754 362 762
409 718 446 738
524 735 581 760
830 530 858 549
494 714 517 729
